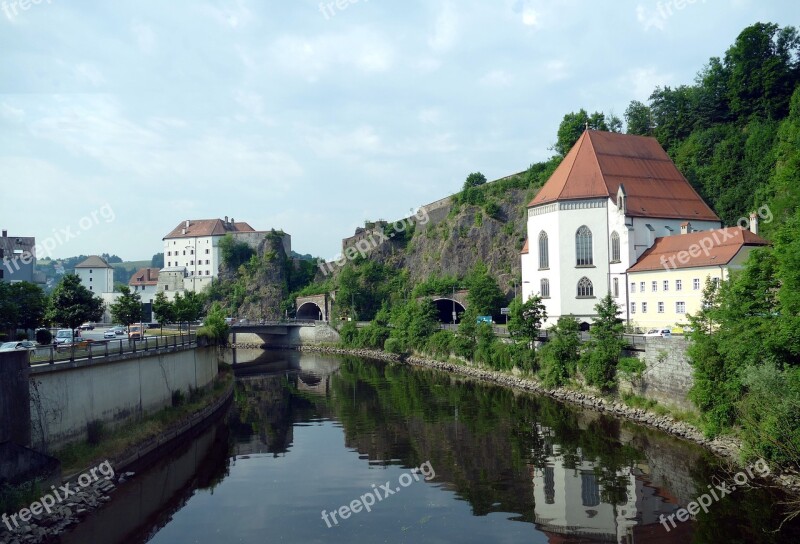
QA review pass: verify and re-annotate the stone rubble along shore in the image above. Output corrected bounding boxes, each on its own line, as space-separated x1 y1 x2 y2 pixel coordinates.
297 345 800 496
0 474 121 544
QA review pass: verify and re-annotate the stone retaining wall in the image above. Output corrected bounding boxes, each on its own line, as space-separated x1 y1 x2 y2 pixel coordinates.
622 337 695 411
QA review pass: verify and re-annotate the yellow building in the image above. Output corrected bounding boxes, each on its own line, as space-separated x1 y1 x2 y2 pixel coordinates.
626 226 768 331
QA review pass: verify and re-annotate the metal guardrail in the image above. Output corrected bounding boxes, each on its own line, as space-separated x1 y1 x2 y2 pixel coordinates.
29 334 197 366
230 319 317 327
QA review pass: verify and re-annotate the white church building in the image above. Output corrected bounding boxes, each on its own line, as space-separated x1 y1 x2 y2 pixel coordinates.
521 130 722 327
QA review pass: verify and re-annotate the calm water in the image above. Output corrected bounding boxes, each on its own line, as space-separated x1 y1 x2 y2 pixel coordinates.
61 349 800 544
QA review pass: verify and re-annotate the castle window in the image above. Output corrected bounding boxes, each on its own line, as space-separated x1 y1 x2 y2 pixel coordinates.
577 277 594 298
576 226 593 266
610 231 620 263
538 231 549 270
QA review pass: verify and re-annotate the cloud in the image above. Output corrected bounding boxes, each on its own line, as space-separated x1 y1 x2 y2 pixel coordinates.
131 22 157 53
206 0 254 29
270 30 393 81
74 63 106 86
625 67 672 99
636 4 666 31
544 59 569 82
428 2 458 53
0 102 24 122
480 69 513 88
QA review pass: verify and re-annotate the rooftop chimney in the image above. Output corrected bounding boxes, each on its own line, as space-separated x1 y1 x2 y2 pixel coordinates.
231 217 234 225
1 230 6 237
749 212 759 235
680 222 691 235
225 216 229 224
185 220 190 228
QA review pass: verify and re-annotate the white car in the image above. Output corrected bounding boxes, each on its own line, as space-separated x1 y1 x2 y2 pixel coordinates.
0 341 37 352
103 330 117 339
645 328 672 338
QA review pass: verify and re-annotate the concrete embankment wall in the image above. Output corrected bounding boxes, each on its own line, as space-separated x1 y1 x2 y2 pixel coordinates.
1 350 32 446
621 337 695 412
231 323 340 348
29 347 218 451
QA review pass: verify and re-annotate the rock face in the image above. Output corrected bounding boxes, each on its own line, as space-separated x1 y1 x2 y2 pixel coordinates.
362 187 531 287
216 233 291 321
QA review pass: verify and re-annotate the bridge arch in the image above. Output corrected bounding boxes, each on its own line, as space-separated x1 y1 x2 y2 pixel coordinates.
296 302 324 321
432 298 466 324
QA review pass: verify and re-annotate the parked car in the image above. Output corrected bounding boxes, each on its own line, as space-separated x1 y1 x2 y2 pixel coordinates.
645 328 672 338
128 324 144 340
103 329 117 339
109 326 126 336
79 322 95 330
54 329 80 345
0 341 37 352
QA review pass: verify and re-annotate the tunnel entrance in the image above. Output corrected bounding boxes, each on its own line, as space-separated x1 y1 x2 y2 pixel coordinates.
432 298 466 324
296 302 323 321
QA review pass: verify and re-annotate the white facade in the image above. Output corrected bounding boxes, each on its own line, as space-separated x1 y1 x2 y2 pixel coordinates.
521 197 721 327
75 263 114 294
163 235 218 293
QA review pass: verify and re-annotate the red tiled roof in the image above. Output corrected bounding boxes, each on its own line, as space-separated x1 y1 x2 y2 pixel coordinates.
129 267 159 286
628 227 769 272
528 131 719 221
521 239 529 254
163 219 255 239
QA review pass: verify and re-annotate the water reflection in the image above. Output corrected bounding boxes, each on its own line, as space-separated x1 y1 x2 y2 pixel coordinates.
62 350 800 544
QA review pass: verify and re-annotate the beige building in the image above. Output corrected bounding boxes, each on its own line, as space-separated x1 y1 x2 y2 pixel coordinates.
626 225 769 331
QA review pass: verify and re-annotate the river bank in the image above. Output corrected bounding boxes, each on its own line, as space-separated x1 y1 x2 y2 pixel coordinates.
293 344 800 497
0 371 234 544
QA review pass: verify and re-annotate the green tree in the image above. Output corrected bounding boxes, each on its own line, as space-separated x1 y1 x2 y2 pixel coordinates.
174 291 204 333
465 264 505 317
580 294 625 390
219 234 255 269
198 302 230 344
0 282 19 335
109 285 143 332
151 253 165 268
540 316 582 387
507 294 547 348
9 282 47 331
152 291 175 335
463 172 487 189
47 274 104 344
554 109 621 156
624 100 652 135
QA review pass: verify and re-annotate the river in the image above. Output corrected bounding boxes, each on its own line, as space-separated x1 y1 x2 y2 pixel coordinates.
59 349 800 543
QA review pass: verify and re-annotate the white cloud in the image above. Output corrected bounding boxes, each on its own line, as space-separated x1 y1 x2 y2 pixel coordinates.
74 63 106 86
544 59 569 82
418 108 442 125
0 102 25 122
480 69 513 88
270 30 394 81
522 6 540 26
428 2 458 53
131 22 157 53
625 67 672 100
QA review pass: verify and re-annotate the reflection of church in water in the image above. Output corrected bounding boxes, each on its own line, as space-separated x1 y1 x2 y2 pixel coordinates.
529 423 691 543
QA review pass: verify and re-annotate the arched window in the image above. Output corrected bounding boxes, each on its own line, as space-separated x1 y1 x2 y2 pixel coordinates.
610 231 620 263
540 278 550 298
538 231 549 269
576 226 593 266
577 277 594 298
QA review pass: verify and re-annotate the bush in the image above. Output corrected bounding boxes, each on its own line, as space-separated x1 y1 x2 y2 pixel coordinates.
172 389 186 407
36 329 52 344
384 337 404 354
617 357 647 379
426 330 455 357
86 420 105 445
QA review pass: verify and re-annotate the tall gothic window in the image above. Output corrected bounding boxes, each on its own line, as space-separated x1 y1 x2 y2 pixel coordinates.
538 231 549 269
540 278 550 298
610 231 620 262
577 277 594 298
576 226 593 266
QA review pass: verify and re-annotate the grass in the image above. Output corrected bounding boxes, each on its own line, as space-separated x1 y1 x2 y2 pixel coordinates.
620 391 702 425
54 370 232 476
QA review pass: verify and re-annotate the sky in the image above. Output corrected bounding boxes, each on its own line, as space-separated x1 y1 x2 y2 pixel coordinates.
0 0 797 262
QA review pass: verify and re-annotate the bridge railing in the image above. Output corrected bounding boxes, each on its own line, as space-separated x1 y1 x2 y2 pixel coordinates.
30 333 197 366
231 319 317 327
